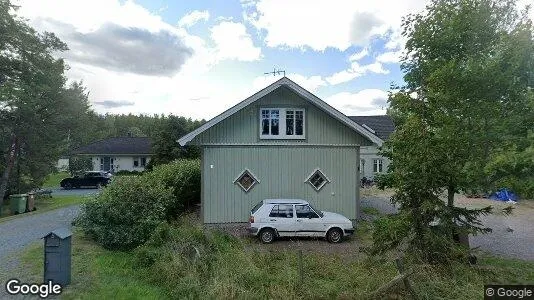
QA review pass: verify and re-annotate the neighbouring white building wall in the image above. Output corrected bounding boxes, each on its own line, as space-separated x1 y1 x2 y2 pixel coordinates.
56 158 69 171
359 146 390 180
90 156 152 172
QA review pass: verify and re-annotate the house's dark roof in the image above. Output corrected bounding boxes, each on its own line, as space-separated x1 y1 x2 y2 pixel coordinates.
72 137 153 155
348 115 395 140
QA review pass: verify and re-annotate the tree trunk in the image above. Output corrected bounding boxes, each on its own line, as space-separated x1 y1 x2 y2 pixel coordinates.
447 185 455 207
0 135 19 205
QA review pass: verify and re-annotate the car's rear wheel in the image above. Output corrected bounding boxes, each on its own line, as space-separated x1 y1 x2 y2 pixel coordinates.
326 228 343 243
64 182 72 190
96 183 102 189
259 228 275 244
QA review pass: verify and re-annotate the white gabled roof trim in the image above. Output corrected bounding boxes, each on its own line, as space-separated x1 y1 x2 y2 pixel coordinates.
178 77 383 146
361 124 376 134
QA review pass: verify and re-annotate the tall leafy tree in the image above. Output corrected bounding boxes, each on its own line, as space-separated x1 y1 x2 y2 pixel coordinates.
374 0 534 262
148 116 204 168
0 0 90 199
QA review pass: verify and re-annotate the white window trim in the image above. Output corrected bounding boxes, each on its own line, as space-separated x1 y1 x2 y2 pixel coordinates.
304 168 330 191
233 168 260 192
259 108 305 139
373 159 383 173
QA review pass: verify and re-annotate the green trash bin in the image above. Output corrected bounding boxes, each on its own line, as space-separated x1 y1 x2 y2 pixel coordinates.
10 194 27 215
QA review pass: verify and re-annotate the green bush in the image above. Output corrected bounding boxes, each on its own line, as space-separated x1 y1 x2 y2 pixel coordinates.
74 176 173 250
114 170 143 176
145 159 201 219
485 145 534 199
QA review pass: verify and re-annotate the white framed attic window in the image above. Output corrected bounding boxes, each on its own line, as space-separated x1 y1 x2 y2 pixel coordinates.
233 169 259 192
305 168 330 191
260 108 305 139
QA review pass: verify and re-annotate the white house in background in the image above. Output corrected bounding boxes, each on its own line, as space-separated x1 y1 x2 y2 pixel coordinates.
56 156 70 171
72 137 153 172
348 115 395 180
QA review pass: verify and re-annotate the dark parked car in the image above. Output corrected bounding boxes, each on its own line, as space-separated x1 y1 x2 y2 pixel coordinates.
60 171 112 189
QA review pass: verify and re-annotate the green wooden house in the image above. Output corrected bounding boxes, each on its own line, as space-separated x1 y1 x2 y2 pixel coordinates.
178 77 383 223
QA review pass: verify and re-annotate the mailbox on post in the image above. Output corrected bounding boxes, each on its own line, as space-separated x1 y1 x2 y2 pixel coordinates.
43 228 72 286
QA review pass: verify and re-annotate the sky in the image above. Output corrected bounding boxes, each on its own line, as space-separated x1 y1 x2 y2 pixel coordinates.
12 0 534 120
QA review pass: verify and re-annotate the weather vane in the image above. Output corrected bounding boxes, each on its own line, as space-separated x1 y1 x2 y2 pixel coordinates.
264 68 286 77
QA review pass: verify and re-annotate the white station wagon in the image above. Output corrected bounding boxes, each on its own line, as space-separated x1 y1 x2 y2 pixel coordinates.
248 199 355 243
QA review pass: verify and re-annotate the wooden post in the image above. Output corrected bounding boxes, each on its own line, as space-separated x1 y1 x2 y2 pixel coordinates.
395 258 418 300
369 258 418 299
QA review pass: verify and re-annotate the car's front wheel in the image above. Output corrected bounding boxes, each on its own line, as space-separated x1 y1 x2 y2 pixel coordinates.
63 182 72 190
326 228 343 243
259 228 275 244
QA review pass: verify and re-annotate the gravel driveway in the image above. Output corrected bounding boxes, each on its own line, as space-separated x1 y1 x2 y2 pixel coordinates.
361 195 534 261
50 187 100 197
0 205 80 298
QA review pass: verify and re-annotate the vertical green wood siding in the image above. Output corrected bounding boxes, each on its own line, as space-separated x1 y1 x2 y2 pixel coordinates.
202 146 359 223
191 86 372 146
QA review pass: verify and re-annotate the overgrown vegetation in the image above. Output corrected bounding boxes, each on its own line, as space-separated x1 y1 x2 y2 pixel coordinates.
74 176 173 250
375 0 534 263
16 218 534 299
145 159 201 214
75 159 200 250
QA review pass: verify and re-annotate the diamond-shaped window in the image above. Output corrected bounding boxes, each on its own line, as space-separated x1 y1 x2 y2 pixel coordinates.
305 169 330 191
234 169 259 192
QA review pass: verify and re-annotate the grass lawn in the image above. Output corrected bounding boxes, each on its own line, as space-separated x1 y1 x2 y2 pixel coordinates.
0 195 88 223
19 232 168 300
15 221 534 300
42 172 70 188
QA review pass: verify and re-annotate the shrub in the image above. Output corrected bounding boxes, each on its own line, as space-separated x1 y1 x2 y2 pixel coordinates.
74 176 173 250
145 159 201 219
114 170 143 176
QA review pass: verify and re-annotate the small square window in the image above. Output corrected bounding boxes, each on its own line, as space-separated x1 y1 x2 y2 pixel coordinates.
305 169 330 191
234 169 259 192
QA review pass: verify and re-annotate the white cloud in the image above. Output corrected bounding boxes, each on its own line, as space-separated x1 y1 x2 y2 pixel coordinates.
252 74 326 93
12 0 264 120
178 10 210 28
325 89 389 116
243 0 428 51
326 61 389 85
349 48 369 62
376 50 403 64
210 21 262 62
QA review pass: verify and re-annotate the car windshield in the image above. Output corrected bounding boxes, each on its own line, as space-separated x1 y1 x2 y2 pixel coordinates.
308 203 324 217
251 201 263 214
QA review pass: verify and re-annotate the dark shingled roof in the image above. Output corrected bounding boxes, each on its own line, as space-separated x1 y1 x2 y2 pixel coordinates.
348 115 395 140
72 137 153 155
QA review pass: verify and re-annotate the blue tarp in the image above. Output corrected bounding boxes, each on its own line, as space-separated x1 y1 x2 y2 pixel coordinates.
489 188 518 202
